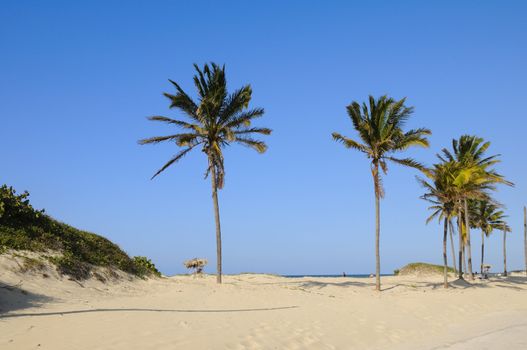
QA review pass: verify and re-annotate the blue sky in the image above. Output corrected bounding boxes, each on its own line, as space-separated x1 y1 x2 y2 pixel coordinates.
1 1 526 275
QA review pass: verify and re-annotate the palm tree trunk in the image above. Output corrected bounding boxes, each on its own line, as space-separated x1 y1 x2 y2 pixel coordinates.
372 162 381 292
463 245 467 275
503 225 507 277
375 191 381 291
480 230 485 276
464 199 474 280
209 162 223 284
449 222 457 275
443 218 449 288
458 207 464 280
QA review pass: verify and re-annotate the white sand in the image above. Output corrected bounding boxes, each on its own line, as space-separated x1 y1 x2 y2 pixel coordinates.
1 256 527 349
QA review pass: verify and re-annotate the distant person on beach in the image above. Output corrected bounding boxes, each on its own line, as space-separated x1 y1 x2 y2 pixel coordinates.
342 272 346 277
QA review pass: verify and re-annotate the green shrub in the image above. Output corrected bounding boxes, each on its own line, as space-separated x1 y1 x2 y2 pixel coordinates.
132 256 161 277
49 253 91 280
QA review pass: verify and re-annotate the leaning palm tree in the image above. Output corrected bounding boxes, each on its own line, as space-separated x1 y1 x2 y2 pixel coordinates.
332 95 431 291
418 161 459 288
139 63 271 284
469 200 507 275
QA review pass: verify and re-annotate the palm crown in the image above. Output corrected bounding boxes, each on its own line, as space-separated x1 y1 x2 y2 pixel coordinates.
439 135 513 189
419 160 460 224
470 200 509 235
332 95 431 197
139 63 271 188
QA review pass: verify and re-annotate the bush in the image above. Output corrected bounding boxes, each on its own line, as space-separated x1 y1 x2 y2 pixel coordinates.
49 253 91 280
132 256 161 277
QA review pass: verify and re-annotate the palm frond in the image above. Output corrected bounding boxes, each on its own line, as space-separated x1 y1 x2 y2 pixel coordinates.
138 134 183 145
331 132 369 153
386 157 426 171
219 86 252 123
147 116 204 133
151 147 195 179
234 127 272 136
235 137 268 153
140 63 270 186
225 108 265 128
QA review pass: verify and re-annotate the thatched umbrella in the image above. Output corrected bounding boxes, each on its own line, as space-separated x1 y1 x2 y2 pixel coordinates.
184 258 208 275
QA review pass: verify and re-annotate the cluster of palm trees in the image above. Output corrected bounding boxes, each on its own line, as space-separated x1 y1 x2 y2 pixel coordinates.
417 136 513 288
139 62 517 290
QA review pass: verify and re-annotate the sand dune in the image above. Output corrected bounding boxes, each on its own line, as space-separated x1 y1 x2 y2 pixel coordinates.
1 260 527 349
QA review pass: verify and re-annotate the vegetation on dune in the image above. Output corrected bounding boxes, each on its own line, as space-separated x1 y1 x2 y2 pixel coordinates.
133 256 162 277
0 185 160 280
332 95 431 291
139 63 271 284
396 262 455 276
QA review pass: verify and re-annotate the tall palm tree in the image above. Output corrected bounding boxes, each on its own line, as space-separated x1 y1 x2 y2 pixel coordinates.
332 95 431 291
502 222 512 276
439 135 513 280
418 161 459 288
469 200 507 274
139 63 272 284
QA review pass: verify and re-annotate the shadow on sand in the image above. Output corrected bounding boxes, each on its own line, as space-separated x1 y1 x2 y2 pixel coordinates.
253 275 527 292
0 305 299 319
0 281 54 315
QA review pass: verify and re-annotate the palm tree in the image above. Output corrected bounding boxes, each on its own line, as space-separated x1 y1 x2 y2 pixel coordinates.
418 161 459 288
502 222 511 276
332 95 431 291
139 63 271 284
439 135 513 280
469 200 507 275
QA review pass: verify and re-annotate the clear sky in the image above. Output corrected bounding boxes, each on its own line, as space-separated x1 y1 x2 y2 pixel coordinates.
1 1 526 275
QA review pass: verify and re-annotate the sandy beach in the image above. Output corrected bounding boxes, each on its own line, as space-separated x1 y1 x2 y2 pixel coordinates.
1 256 526 350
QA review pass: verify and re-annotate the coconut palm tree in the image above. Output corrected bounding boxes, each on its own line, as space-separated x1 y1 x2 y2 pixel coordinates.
139 63 272 284
469 200 507 275
332 95 431 291
502 222 512 276
418 161 459 288
439 135 513 280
